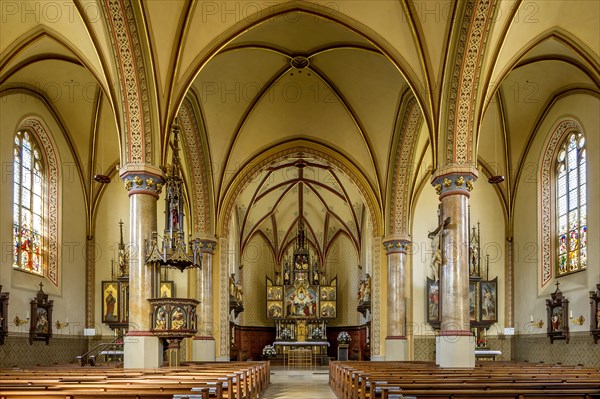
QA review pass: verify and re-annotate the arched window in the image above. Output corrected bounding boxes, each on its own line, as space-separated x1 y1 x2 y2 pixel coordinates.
555 132 587 276
13 130 46 276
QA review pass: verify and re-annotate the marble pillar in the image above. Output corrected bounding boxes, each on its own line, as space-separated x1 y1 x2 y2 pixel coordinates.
193 239 217 361
121 167 164 369
383 235 410 360
431 166 477 368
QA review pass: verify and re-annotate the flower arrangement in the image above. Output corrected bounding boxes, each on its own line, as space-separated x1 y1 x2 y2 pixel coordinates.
262 344 276 358
280 328 292 340
476 338 487 348
312 327 323 339
337 331 351 344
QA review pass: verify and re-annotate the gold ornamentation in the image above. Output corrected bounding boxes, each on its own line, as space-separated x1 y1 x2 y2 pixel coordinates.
456 176 464 187
434 184 442 195
146 177 154 188
156 183 163 194
124 179 133 191
443 178 452 189
466 180 474 192
134 176 143 187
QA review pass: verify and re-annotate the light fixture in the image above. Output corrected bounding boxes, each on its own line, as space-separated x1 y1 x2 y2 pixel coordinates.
145 119 201 272
94 174 111 184
14 315 29 326
55 320 70 329
488 175 505 184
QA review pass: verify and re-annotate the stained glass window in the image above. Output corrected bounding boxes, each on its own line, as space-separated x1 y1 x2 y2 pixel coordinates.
555 132 586 276
13 130 45 276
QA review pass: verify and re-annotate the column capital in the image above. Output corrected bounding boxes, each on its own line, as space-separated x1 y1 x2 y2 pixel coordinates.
431 164 478 199
383 234 411 254
198 238 217 254
120 164 165 199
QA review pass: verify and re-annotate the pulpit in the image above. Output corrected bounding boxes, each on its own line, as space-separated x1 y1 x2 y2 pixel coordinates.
148 297 199 366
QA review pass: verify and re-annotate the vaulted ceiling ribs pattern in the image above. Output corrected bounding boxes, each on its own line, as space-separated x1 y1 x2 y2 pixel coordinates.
237 157 364 264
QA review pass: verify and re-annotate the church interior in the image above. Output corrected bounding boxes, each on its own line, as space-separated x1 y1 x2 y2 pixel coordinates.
1 0 599 397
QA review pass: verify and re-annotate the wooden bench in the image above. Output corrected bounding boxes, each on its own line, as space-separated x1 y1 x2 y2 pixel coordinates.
328 361 600 399
0 361 270 399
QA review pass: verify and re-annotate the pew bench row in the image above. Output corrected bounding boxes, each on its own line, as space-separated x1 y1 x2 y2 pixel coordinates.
329 361 600 399
0 361 270 399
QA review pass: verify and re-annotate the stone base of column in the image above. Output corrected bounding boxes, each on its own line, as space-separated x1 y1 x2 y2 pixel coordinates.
124 334 162 369
192 336 216 361
385 337 408 360
436 333 475 368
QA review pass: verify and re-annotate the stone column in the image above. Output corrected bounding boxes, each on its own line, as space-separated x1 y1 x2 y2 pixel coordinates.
383 235 410 360
431 166 477 368
121 167 164 369
193 238 217 361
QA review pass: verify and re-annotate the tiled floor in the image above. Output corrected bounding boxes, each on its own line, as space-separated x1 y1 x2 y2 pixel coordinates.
261 366 337 398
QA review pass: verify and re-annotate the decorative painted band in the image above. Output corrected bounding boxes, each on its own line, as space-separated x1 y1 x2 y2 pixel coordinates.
386 335 407 340
126 331 155 336
194 336 215 340
439 330 474 336
383 239 411 255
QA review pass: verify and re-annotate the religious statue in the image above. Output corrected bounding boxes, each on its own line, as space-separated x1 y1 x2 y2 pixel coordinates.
470 241 479 275
172 309 185 330
358 280 365 304
313 270 319 285
363 274 371 303
235 282 243 305
155 308 167 330
431 246 441 281
229 274 236 299
118 248 127 277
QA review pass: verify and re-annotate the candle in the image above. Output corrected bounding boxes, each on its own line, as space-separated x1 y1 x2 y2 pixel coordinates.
66 317 69 323
530 315 533 322
569 310 573 318
26 311 30 319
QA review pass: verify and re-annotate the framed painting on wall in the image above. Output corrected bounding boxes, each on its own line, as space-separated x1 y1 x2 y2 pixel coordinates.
102 281 119 323
160 281 174 298
426 277 440 325
480 278 497 322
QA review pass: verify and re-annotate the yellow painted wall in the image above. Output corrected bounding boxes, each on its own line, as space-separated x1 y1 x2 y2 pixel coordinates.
240 234 274 326
325 235 360 327
0 93 87 335
513 94 600 334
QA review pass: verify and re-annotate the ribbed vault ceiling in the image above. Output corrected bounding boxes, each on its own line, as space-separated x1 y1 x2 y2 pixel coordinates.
189 11 408 254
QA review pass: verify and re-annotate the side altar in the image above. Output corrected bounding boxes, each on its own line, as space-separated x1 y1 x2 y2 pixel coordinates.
265 221 336 359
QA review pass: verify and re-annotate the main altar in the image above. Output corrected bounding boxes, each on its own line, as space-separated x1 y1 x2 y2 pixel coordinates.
265 221 336 361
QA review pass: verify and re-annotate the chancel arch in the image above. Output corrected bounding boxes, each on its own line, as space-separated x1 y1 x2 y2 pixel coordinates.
216 141 383 360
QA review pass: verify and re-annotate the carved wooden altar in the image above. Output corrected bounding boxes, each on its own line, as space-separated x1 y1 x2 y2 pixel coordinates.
546 282 570 344
266 220 335 355
29 283 53 345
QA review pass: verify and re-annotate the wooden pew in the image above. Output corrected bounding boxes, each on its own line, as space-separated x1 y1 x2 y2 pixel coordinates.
0 361 270 399
328 361 600 399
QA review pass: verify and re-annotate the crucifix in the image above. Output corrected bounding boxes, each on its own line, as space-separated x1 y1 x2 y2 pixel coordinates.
428 216 451 239
427 216 450 281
